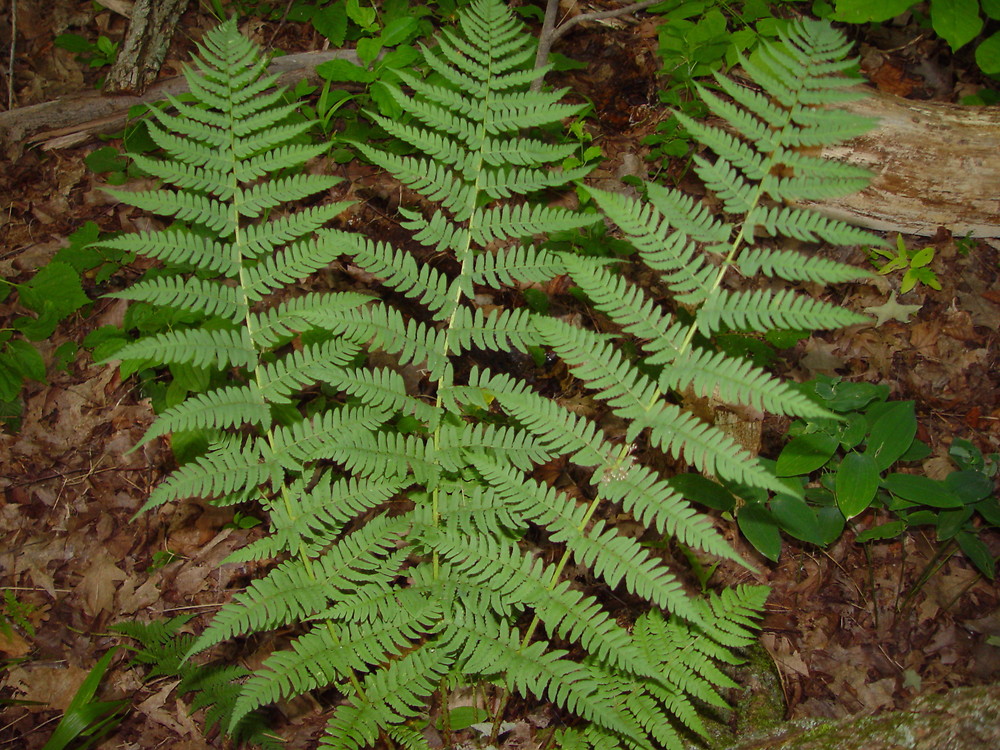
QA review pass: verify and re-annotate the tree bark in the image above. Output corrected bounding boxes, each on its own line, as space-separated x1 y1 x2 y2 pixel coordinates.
104 0 190 95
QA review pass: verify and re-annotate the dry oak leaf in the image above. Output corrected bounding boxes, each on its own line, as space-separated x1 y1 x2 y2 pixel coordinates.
3 663 90 712
76 552 127 618
0 627 31 658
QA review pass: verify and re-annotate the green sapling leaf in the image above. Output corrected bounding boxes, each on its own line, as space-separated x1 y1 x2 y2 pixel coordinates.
312 2 349 46
17 262 90 340
883 473 963 508
771 494 824 544
831 0 915 23
854 519 906 542
864 401 917 471
957 531 996 578
944 470 994 504
976 31 1000 74
930 0 984 51
836 452 880 519
776 432 840 477
738 504 782 561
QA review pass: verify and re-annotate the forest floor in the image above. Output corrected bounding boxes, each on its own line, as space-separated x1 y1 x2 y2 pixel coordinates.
1 2 999 749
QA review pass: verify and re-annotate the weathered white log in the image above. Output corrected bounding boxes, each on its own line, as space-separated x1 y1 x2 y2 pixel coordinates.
811 88 1000 238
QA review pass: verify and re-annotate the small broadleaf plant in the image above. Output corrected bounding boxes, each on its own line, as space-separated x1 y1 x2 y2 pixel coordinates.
100 3 881 748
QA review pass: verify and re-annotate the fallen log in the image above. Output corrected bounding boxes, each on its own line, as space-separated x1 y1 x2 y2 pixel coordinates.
814 89 1000 239
1 56 997 237
0 49 363 155
718 684 1000 750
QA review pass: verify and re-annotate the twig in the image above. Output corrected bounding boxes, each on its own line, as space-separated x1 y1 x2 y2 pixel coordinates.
7 0 16 110
531 0 660 91
550 0 660 44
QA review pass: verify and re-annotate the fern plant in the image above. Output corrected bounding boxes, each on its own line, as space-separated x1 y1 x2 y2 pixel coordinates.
100 3 881 748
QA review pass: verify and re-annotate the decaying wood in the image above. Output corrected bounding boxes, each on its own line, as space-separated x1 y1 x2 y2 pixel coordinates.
813 89 1000 238
0 49 362 155
104 0 190 95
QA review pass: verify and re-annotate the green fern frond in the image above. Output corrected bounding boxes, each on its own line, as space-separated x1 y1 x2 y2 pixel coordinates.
189 515 411 657
559 253 686 354
241 203 351 258
469 244 566 286
299 303 450 379
143 120 234 172
92 230 240 276
657 348 828 418
438 422 551 471
107 7 881 747
433 532 653 676
106 188 233 234
142 435 273 512
269 406 391 470
737 220 878 265
329 430 440 486
128 153 232 198
320 645 453 750
467 367 608 466
242 233 348 300
696 287 868 335
110 275 245 322
249 291 372 349
249 476 407 560
326 367 439 423
110 327 256 370
230 603 441 730
477 458 701 623
137 383 270 448
237 174 341 217
235 142 330 182
256 338 360 403
598 464 738 561
471 203 595 244
447 306 539 354
335 232 452 313
442 610 638 738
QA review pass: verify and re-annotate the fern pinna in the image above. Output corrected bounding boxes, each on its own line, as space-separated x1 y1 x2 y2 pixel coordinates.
101 3 878 748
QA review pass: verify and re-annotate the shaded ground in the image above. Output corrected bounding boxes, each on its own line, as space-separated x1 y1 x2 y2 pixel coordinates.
1 3 999 748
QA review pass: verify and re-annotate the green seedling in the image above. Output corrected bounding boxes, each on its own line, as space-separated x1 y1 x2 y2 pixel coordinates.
54 34 119 69
41 648 128 750
868 233 941 293
676 376 998 578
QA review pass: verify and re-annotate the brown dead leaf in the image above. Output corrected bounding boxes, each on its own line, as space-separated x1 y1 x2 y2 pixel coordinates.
869 60 919 97
76 552 127 618
799 338 844 375
858 676 897 711
172 562 212 599
136 680 206 742
0 627 31 658
15 535 72 597
3 663 89 711
761 632 810 678
117 575 162 616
